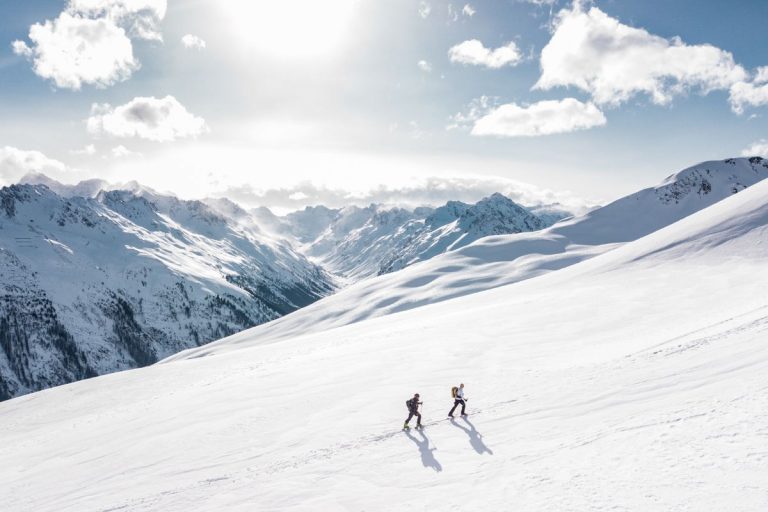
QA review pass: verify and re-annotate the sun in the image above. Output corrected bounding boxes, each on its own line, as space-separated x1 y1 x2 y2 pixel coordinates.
219 0 359 59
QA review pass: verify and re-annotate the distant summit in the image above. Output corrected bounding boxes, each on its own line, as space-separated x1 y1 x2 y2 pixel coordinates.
267 194 566 280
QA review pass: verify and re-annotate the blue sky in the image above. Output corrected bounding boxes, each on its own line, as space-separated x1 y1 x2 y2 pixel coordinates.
1 0 768 211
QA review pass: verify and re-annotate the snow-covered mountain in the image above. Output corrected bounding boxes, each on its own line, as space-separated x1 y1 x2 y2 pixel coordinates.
3 165 768 511
3 157 764 401
0 182 335 400
269 193 565 280
172 157 768 353
0 180 567 400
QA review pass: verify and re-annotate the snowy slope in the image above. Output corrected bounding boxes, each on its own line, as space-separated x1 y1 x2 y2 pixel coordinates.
0 178 560 400
2 174 768 511
271 194 562 280
0 182 335 399
175 157 768 352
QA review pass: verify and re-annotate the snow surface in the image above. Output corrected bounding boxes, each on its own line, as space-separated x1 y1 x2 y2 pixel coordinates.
2 168 768 511
169 157 768 355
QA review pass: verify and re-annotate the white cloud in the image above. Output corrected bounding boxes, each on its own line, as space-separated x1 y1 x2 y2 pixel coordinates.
462 4 476 17
87 95 209 142
67 0 167 40
181 34 206 50
12 13 138 90
111 145 141 158
535 3 748 107
11 40 32 58
725 62 768 114
71 144 97 156
288 191 309 201
447 95 498 130
12 0 166 89
470 98 606 137
449 39 522 69
741 140 768 158
729 82 768 114
417 60 432 73
755 66 768 84
418 1 431 18
0 147 70 186
68 1 166 17
448 4 459 22
218 175 591 214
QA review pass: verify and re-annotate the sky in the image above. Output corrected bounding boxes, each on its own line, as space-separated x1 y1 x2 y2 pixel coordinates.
1 0 768 213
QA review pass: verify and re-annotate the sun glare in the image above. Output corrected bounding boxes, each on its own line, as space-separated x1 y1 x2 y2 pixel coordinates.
220 0 359 59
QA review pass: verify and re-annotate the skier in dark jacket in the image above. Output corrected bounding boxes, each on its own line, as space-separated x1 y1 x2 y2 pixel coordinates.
404 393 423 429
448 383 468 418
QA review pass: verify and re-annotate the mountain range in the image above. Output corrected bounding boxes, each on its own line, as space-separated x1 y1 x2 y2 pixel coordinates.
0 178 564 399
171 156 768 353
254 192 569 281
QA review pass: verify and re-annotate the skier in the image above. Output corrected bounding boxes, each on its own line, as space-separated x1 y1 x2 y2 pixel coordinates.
404 393 423 429
448 383 468 418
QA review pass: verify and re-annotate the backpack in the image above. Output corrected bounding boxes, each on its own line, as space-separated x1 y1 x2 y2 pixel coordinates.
406 398 414 409
451 386 458 398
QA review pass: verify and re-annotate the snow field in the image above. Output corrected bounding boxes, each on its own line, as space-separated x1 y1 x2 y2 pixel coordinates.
2 179 768 510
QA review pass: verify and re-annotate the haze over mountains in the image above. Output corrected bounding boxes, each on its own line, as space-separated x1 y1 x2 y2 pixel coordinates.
0 177 565 399
3 158 768 511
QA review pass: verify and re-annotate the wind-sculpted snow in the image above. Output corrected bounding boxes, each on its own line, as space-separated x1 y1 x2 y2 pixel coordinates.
169 157 768 357
0 183 335 399
3 177 768 511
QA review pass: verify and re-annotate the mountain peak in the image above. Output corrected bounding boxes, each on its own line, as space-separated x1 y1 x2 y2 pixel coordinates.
425 200 471 227
457 193 545 236
653 157 768 207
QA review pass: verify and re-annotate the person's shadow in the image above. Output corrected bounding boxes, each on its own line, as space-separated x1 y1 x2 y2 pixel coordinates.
404 429 443 472
451 417 493 455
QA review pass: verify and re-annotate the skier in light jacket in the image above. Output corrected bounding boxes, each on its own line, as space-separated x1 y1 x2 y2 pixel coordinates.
448 383 468 418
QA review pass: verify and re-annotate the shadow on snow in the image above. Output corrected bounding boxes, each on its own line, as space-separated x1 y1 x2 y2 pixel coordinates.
404 428 442 472
450 417 493 455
